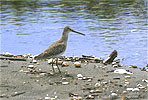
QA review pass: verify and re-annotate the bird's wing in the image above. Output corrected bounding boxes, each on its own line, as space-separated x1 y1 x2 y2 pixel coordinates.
35 43 66 60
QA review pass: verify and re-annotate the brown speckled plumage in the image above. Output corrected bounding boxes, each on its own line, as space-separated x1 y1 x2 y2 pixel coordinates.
35 26 85 60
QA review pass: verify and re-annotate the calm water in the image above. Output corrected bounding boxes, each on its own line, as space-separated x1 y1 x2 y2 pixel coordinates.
1 0 147 67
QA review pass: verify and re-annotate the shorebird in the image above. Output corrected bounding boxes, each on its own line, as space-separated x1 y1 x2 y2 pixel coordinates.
35 26 85 74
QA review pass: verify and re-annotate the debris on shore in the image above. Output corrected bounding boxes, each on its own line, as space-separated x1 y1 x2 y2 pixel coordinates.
0 51 148 100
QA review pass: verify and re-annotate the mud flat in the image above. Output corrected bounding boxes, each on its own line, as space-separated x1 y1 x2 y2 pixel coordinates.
0 55 148 100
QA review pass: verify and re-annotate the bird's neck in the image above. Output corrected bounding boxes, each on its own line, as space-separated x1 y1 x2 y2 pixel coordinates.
61 31 69 43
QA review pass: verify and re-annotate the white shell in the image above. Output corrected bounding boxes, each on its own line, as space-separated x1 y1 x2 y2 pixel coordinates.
28 65 34 68
32 60 37 63
62 82 69 85
77 74 83 78
111 93 118 97
114 69 133 74
132 88 140 92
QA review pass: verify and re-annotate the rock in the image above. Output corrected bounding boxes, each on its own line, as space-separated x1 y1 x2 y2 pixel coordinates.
37 62 40 65
69 93 78 97
129 65 137 68
45 96 50 99
126 88 133 91
87 79 92 82
94 57 103 63
132 88 139 92
62 61 69 67
32 59 37 63
74 62 81 68
90 89 103 93
23 54 31 58
113 77 120 80
28 65 35 68
112 64 118 68
142 79 148 83
110 92 118 97
53 66 57 69
77 74 83 79
95 83 101 88
48 59 55 64
125 76 131 79
85 95 95 99
57 61 63 65
71 96 82 100
62 82 69 85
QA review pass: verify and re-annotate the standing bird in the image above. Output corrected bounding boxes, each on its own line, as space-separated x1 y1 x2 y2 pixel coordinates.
35 26 85 74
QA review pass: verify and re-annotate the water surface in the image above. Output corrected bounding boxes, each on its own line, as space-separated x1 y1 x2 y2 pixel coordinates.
1 0 147 67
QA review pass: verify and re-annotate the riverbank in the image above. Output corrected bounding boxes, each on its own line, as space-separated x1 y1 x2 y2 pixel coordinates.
0 55 148 100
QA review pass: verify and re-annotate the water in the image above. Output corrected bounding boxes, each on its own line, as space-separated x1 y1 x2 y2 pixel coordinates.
1 0 147 67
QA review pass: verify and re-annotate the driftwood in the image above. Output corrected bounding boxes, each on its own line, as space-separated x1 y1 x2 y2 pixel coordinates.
0 56 26 61
104 50 118 64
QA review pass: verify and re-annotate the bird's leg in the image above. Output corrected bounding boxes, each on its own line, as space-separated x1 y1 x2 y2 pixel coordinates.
56 57 62 74
51 58 55 72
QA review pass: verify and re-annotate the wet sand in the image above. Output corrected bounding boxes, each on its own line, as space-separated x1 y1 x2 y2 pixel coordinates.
0 57 148 100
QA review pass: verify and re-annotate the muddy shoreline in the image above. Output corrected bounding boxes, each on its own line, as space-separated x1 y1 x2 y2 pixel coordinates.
0 56 148 100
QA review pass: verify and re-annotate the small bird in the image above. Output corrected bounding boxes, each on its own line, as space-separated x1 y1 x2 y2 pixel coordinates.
35 26 85 73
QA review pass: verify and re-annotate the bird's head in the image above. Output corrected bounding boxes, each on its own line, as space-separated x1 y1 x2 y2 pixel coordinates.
64 26 85 36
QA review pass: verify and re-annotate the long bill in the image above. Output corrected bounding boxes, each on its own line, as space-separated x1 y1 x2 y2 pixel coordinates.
70 28 85 36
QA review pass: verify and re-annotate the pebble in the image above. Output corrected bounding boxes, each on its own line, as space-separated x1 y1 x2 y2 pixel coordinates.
53 66 58 69
62 78 67 81
129 65 137 68
102 81 108 84
95 83 101 88
57 61 63 65
40 73 47 76
71 96 82 100
112 64 118 68
37 62 40 65
113 77 120 80
125 75 131 79
114 69 133 74
137 84 145 89
69 92 79 97
85 95 94 99
87 79 92 82
45 96 51 100
126 88 133 91
74 62 81 68
50 97 56 100
90 89 103 93
77 74 83 79
23 82 26 84
132 88 140 92
62 61 69 67
28 65 34 68
112 62 117 65
62 82 69 85
32 59 37 63
48 59 54 64
110 92 118 97
124 81 130 85
142 79 148 83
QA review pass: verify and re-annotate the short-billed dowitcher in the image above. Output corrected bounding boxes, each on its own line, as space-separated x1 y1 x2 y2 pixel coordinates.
35 26 85 74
